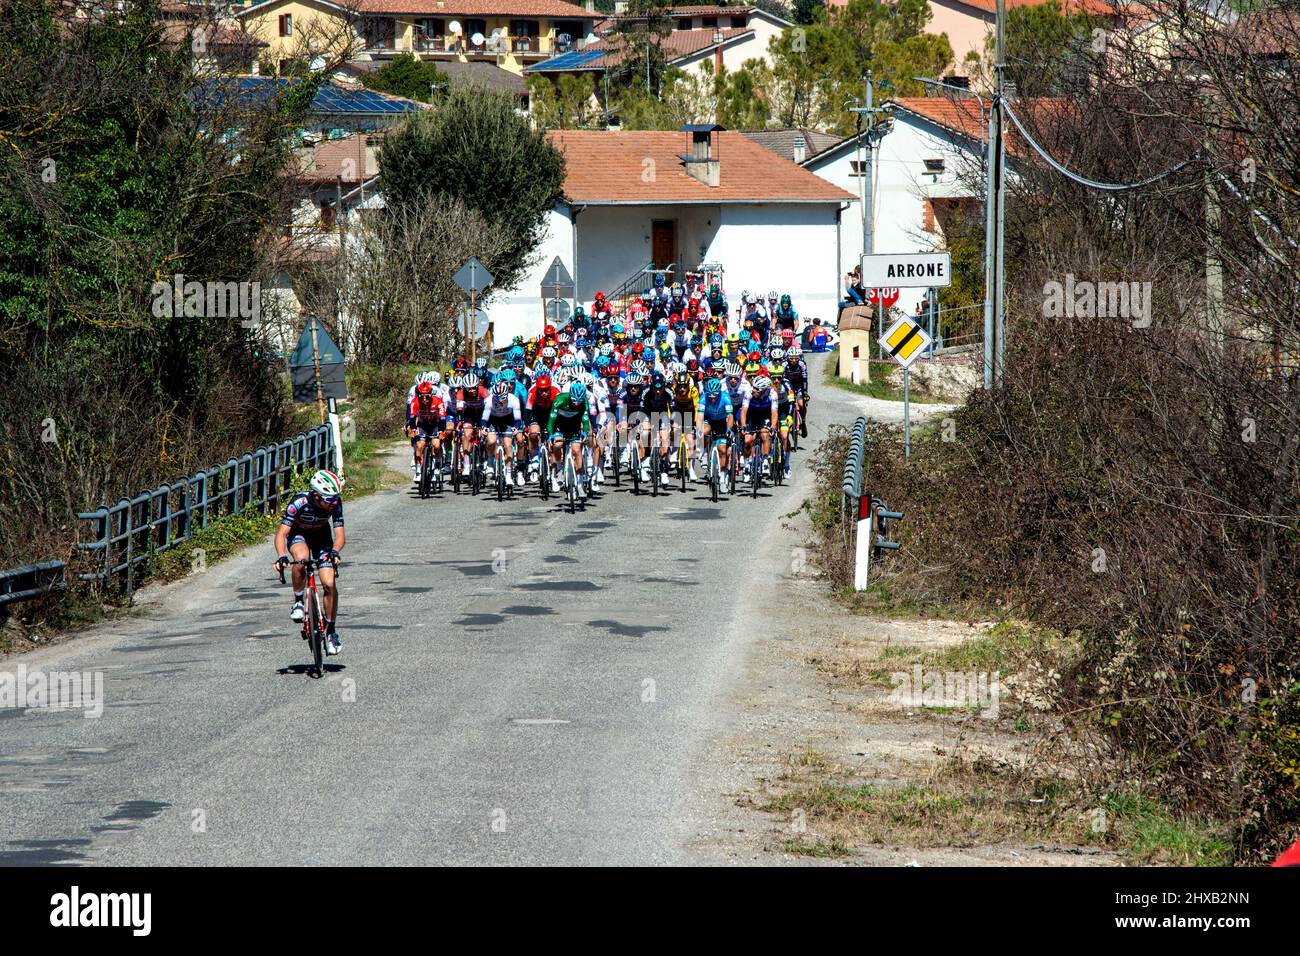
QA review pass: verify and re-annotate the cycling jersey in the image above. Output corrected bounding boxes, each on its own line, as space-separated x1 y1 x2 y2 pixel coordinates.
281 491 343 534
698 390 734 423
548 393 593 439
407 396 447 434
671 382 699 413
481 392 523 431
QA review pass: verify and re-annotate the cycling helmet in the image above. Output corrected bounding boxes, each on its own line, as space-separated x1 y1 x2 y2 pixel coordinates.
788 344 802 358
632 342 645 355
780 294 792 308
770 362 786 378
769 347 786 361
727 331 739 343
768 290 778 303
453 356 469 372
625 372 644 386
686 358 699 372
474 356 488 370
568 381 587 404
600 342 615 357
651 372 666 389
541 346 557 360
493 381 509 397
416 381 433 396
675 370 691 387
462 373 480 389
500 368 516 384
428 371 442 386
560 353 576 368
595 291 606 302
536 372 551 390
309 469 343 500
704 378 722 397
725 361 743 378
752 375 771 392
653 273 665 288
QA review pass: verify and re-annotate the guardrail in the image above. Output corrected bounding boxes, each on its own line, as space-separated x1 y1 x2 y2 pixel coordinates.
74 424 334 597
0 561 67 616
840 416 904 589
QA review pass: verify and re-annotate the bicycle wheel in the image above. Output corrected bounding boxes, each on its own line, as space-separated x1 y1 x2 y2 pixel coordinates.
496 447 506 502
630 443 640 495
307 586 325 678
678 440 687 493
539 451 550 501
567 459 577 514
471 442 481 496
451 435 463 494
752 451 761 498
709 445 719 503
420 449 432 498
612 433 621 487
650 447 660 497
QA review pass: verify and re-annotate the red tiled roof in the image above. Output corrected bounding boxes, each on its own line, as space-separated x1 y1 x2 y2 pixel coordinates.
548 130 856 204
888 96 1066 160
294 133 381 183
571 27 750 68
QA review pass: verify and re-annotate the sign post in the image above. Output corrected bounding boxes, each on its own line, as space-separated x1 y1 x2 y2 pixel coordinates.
289 316 346 415
879 315 933 463
453 257 494 362
540 256 575 334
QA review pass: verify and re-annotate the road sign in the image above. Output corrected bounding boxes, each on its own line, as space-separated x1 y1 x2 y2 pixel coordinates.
866 286 899 308
289 317 346 404
861 252 951 288
545 299 571 325
541 257 574 299
468 307 490 337
880 316 933 370
453 257 494 298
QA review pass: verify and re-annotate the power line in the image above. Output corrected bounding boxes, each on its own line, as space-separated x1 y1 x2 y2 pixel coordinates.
1002 101 1199 192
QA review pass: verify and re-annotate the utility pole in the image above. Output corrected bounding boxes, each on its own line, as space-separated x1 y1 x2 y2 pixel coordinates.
849 71 890 359
984 0 1008 389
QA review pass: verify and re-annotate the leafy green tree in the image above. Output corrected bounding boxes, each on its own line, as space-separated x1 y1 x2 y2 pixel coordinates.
0 0 312 556
528 73 599 129
969 2 1099 96
792 0 823 25
377 83 565 291
360 53 447 103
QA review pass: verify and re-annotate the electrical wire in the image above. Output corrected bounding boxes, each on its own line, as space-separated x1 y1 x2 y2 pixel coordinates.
1002 100 1199 192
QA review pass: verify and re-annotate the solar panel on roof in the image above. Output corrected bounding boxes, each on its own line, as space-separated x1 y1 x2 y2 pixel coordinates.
524 49 606 72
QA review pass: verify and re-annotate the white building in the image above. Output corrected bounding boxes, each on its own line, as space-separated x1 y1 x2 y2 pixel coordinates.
800 97 995 319
489 125 856 341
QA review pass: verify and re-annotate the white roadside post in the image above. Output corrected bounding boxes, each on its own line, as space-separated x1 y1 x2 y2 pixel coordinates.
854 493 872 590
327 397 344 478
851 344 861 385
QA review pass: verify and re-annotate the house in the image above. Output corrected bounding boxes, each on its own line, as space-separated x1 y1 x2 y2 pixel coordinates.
742 128 842 165
801 96 1018 318
235 0 600 77
925 0 1117 79
335 56 529 104
490 125 856 342
525 4 790 102
160 3 269 73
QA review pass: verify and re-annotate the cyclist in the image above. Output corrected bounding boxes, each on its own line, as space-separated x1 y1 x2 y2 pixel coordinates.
641 371 674 483
453 371 488 478
740 375 779 478
526 371 560 483
273 470 345 656
670 369 700 482
617 370 648 472
698 378 735 494
770 362 797 479
773 293 799 332
784 343 810 437
482 379 524 488
407 381 449 484
548 380 593 498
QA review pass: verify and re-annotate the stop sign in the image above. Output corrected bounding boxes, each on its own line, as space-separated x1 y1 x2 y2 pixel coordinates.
866 287 900 308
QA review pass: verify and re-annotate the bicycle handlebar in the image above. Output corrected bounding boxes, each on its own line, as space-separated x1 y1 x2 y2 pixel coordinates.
277 557 340 584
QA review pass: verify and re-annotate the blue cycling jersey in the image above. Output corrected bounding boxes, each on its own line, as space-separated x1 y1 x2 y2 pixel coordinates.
698 390 734 420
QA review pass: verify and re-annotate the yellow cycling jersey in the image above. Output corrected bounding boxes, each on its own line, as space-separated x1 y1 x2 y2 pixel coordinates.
671 383 699 410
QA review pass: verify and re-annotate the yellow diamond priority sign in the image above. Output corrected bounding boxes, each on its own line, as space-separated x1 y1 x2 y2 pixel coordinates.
880 316 932 369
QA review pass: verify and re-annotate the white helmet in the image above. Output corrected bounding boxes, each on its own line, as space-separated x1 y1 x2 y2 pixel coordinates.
309 469 343 499
428 371 442 386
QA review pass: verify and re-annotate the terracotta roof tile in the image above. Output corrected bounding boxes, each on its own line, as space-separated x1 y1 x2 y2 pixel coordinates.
548 130 856 204
888 96 1067 160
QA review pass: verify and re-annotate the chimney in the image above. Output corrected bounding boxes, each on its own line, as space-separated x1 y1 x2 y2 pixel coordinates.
680 124 722 187
585 0 594 10
792 139 806 164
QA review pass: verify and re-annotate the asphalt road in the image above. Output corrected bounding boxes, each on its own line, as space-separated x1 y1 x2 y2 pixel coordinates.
0 356 942 866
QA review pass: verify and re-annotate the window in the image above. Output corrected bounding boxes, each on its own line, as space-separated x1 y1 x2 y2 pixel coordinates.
729 15 745 28
701 15 717 28
849 159 867 177
320 201 337 231
554 19 583 47
465 18 487 45
278 13 292 37
416 18 444 49
363 17 395 50
923 158 945 175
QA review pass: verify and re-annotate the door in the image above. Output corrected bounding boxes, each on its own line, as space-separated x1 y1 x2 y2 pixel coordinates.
651 220 676 271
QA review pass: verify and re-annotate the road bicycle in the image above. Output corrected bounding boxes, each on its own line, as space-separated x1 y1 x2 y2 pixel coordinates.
560 438 583 514
628 431 642 495
536 445 552 500
707 433 723 503
771 427 786 487
278 556 337 680
649 439 663 497
676 423 691 494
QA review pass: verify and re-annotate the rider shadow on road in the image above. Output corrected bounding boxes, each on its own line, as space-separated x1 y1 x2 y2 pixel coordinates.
277 663 346 677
